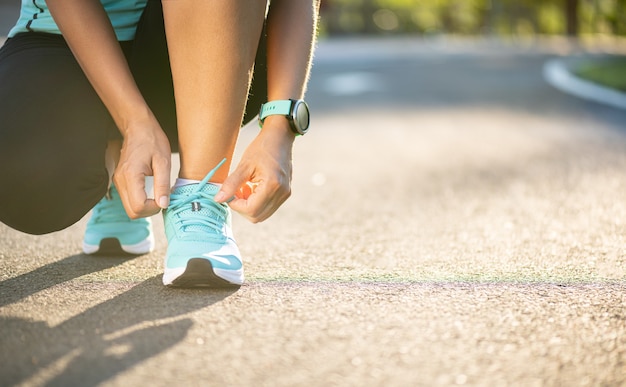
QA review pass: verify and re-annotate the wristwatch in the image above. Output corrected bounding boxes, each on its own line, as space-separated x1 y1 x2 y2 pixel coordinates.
259 99 310 136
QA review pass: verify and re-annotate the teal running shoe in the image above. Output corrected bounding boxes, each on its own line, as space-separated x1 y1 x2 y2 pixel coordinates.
162 160 243 287
83 184 155 255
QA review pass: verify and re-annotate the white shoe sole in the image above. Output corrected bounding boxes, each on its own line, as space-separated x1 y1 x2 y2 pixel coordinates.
82 235 155 255
163 258 244 287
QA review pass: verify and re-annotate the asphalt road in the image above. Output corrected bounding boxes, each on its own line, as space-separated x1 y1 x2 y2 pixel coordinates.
1 20 626 387
0 0 18 38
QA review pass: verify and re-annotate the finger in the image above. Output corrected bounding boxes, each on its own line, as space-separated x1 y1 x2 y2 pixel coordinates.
227 178 267 215
215 164 250 203
231 182 255 201
256 184 291 221
229 183 288 223
227 197 263 223
152 155 171 209
253 190 289 222
125 172 161 218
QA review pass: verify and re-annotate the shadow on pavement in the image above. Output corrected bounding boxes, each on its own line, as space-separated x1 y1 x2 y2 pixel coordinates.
0 253 133 307
0 272 237 386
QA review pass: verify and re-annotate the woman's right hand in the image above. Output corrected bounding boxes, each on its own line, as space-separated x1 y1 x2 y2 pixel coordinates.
113 115 172 219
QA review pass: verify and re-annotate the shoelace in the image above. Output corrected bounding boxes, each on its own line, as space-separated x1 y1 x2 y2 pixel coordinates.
91 187 131 223
167 159 229 242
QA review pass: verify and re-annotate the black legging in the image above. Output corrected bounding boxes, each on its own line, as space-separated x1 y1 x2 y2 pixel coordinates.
0 0 267 235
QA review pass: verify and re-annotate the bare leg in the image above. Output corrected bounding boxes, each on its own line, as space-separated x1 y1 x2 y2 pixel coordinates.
162 0 268 182
105 139 122 187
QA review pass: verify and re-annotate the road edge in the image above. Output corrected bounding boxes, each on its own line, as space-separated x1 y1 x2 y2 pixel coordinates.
543 57 626 111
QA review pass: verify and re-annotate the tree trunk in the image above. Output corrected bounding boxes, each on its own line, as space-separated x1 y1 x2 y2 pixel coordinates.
565 0 579 37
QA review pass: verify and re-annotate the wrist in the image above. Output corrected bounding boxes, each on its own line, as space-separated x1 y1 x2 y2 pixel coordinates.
260 115 297 142
115 105 157 137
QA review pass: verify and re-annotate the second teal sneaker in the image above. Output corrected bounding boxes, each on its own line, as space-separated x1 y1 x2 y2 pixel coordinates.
162 160 243 288
83 184 155 255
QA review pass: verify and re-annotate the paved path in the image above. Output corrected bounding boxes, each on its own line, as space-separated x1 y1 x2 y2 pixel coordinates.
0 0 18 39
1 35 626 386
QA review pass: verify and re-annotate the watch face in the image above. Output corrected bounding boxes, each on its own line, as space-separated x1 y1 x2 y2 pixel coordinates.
294 100 310 133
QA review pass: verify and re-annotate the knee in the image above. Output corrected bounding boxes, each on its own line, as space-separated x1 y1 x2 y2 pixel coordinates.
0 151 109 235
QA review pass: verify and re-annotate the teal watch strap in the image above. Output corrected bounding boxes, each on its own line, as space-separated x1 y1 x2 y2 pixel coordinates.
259 99 310 136
259 100 293 124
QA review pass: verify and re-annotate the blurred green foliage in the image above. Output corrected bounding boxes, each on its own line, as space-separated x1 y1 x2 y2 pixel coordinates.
574 58 626 91
320 0 626 36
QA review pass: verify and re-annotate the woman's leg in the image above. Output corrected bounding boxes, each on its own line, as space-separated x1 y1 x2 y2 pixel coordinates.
161 0 268 182
155 0 268 287
0 33 112 234
105 140 122 187
129 0 269 154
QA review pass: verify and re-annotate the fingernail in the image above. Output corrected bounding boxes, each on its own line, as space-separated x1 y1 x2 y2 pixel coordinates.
214 192 226 202
158 195 169 208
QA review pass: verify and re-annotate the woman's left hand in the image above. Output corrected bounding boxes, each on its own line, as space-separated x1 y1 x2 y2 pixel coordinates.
215 116 295 223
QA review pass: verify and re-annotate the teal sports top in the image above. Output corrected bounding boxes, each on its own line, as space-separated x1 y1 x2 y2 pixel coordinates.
8 0 148 41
